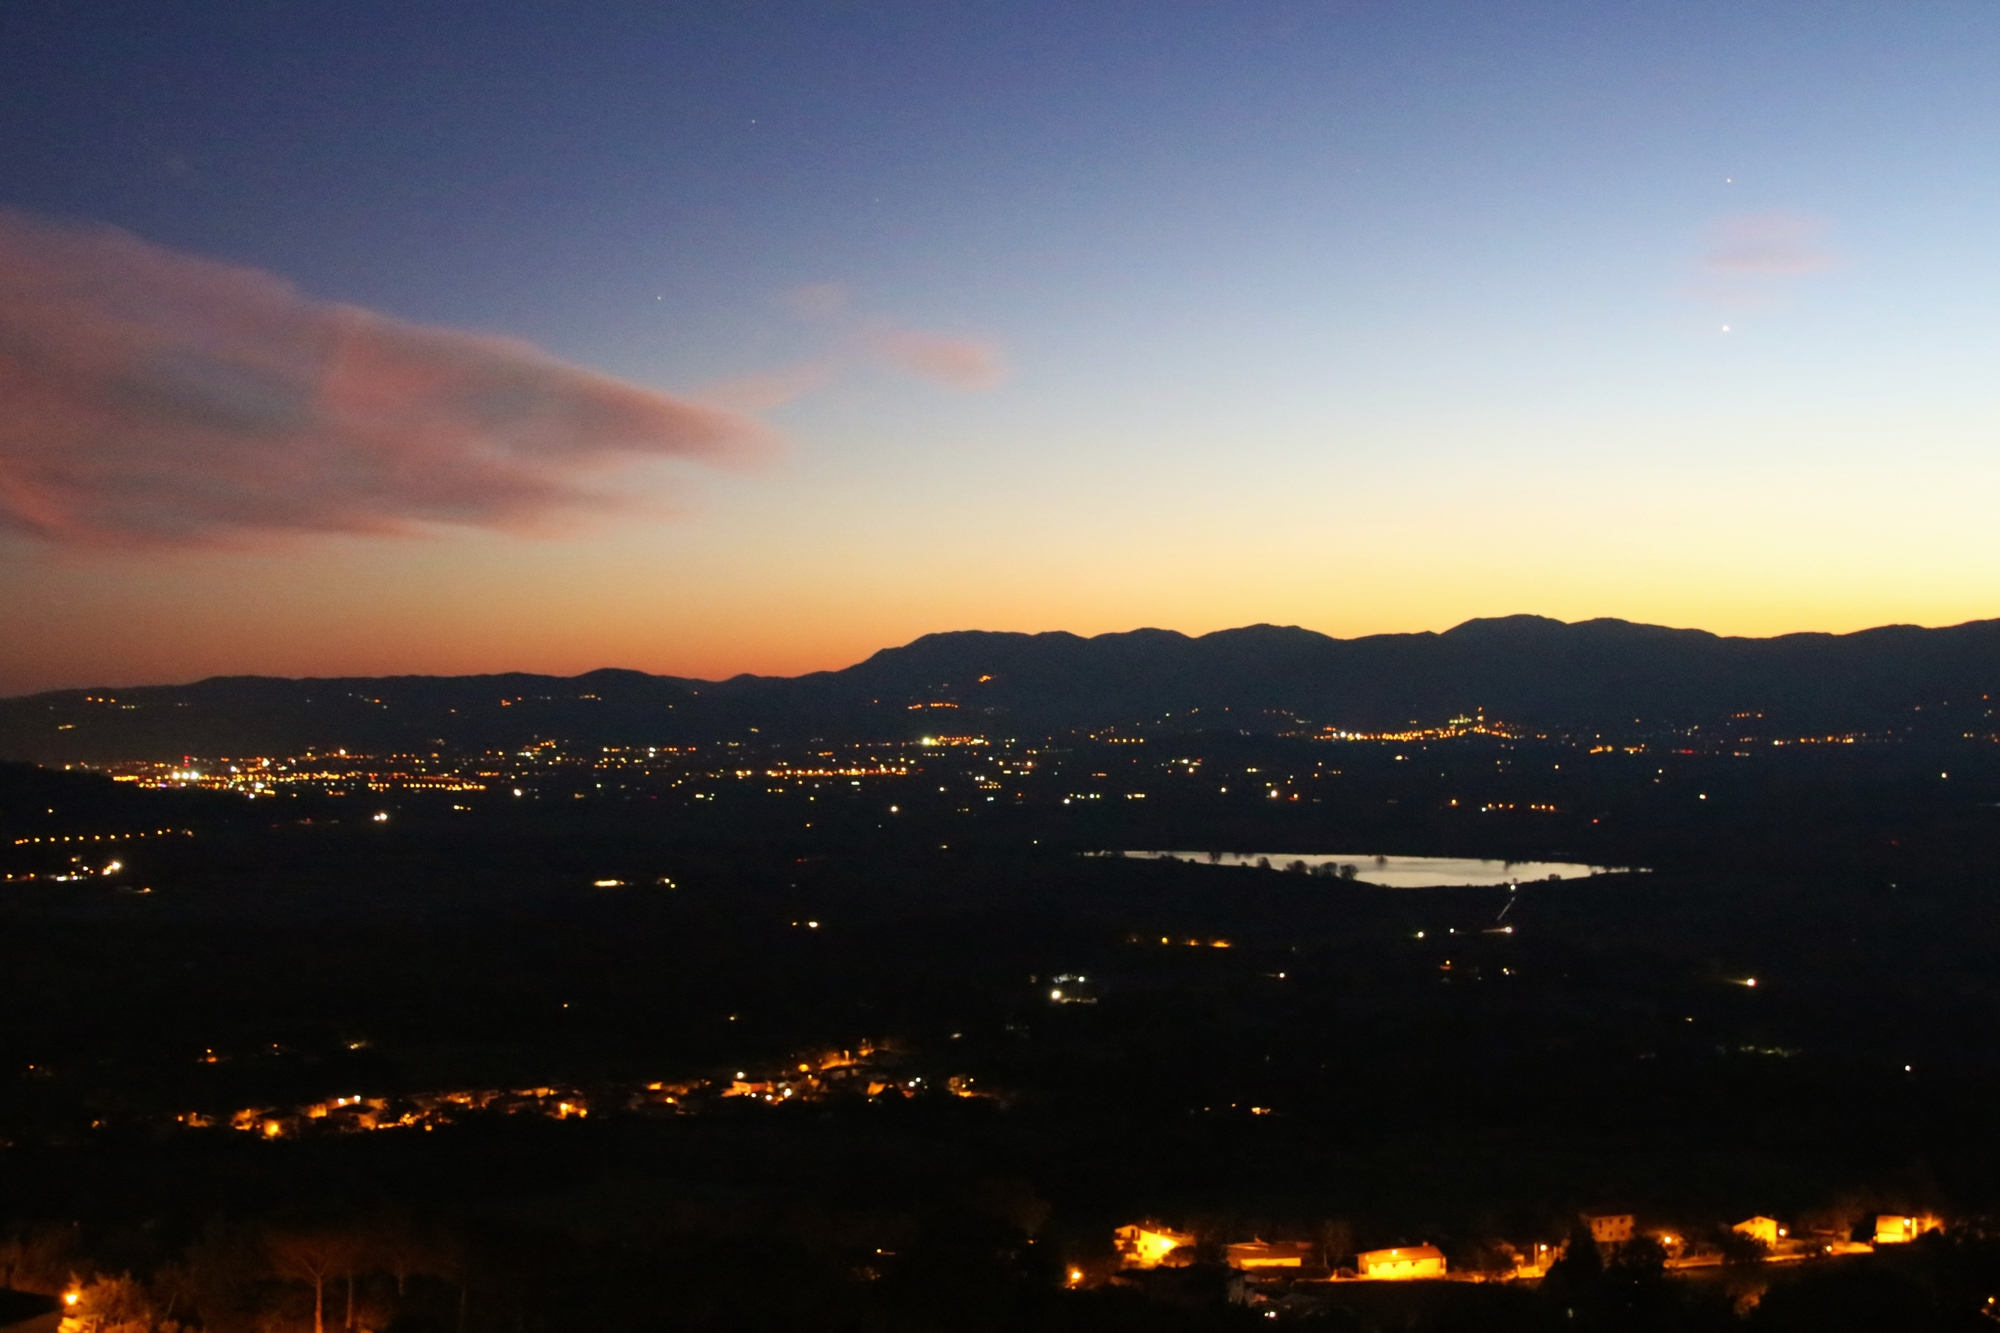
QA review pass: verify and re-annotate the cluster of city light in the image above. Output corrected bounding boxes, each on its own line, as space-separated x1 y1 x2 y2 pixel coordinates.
175 1040 990 1140
1317 714 1537 744
1096 1207 1939 1292
11 828 188 846
29 734 1231 820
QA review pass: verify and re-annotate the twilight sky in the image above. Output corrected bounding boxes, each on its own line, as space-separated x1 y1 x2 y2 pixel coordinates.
3 1 1998 694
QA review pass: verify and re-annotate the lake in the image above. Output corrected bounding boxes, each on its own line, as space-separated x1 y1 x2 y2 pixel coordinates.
1105 850 1640 888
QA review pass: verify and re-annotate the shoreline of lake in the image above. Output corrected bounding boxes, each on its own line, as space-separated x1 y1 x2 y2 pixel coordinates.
1101 850 1644 888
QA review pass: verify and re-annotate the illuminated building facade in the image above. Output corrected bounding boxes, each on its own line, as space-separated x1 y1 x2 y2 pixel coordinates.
1583 1213 1634 1245
1225 1241 1312 1270
1874 1214 1942 1245
1114 1224 1195 1269
1355 1245 1446 1280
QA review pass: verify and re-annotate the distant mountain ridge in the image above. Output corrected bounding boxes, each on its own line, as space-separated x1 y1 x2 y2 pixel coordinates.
3 615 1997 762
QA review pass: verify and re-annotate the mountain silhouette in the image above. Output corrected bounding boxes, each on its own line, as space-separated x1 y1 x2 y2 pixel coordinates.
2 615 1995 761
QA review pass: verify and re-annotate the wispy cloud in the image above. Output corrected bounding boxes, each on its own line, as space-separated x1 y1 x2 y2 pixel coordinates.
0 211 770 549
1698 212 1836 276
1680 212 1840 313
779 281 851 319
697 358 840 413
699 287 1011 409
864 327 1009 389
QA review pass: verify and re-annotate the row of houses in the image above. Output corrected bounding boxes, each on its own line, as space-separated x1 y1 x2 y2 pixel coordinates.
1111 1209 1944 1285
170 1042 983 1141
1113 1225 1444 1281
1584 1209 1941 1263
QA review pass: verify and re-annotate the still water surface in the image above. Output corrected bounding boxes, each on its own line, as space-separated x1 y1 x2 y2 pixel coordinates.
1110 850 1640 888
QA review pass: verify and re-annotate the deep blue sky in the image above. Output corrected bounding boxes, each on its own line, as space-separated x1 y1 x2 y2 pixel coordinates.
4 2 1999 690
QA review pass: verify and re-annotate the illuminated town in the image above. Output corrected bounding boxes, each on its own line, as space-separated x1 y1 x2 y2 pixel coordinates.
29 699 1978 827
7 672 1999 1333
6 0 1999 1325
173 1039 990 1142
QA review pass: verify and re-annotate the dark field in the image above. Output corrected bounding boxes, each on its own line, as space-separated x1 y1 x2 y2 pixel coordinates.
5 731 2000 1330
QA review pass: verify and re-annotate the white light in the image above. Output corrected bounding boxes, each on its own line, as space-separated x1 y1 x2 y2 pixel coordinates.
372 812 389 822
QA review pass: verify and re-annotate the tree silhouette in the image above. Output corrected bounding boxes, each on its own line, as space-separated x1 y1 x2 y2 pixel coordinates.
371 1216 454 1301
58 1275 183 1333
0 1224 77 1295
267 1231 358 1333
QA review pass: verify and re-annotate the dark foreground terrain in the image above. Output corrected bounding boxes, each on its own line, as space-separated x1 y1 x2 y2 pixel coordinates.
5 722 2000 1331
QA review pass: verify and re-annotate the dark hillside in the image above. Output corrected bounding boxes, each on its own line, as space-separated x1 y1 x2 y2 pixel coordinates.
2 616 1996 762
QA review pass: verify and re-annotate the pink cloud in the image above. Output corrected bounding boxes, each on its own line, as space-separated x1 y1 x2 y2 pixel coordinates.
0 210 770 549
779 281 851 318
695 358 840 413
1698 212 1836 276
865 327 1009 389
